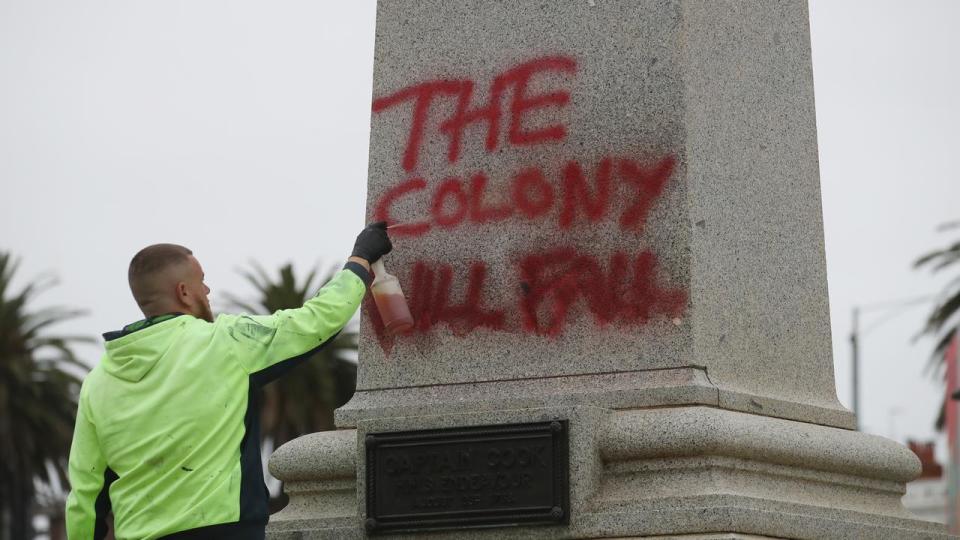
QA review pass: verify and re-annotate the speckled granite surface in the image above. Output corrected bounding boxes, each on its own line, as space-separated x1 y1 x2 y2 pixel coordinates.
346 0 850 430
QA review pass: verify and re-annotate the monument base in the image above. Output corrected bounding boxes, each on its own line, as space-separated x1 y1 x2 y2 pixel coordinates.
267 406 950 539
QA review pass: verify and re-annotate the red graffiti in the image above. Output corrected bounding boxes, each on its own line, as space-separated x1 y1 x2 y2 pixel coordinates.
368 249 684 341
468 173 513 223
373 178 432 236
373 55 577 172
373 155 676 237
367 261 505 347
408 261 506 334
619 156 676 232
432 177 470 228
559 158 612 228
512 167 554 219
367 53 688 348
371 80 461 174
518 249 686 336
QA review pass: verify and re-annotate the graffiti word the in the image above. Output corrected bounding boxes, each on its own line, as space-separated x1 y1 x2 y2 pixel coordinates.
373 55 577 172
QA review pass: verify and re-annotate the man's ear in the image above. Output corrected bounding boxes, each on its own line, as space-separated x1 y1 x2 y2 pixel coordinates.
176 282 189 303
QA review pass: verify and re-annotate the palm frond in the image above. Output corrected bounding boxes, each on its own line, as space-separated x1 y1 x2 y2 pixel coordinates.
924 329 958 374
914 241 960 270
922 289 960 336
914 224 960 431
0 250 90 538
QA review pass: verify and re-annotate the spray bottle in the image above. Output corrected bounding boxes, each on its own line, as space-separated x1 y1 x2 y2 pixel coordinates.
370 259 414 334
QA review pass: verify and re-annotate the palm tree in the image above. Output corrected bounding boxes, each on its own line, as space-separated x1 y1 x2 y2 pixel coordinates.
0 252 89 540
914 221 960 429
223 262 358 510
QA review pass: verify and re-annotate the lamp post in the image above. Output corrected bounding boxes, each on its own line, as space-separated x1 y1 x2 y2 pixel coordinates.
850 295 935 431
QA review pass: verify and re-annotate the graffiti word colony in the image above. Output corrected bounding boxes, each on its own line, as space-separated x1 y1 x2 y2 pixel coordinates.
369 55 686 341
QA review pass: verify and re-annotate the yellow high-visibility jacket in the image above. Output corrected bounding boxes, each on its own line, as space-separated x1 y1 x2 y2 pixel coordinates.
66 263 369 539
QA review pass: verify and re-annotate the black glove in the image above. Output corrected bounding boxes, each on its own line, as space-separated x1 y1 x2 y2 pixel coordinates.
351 221 392 263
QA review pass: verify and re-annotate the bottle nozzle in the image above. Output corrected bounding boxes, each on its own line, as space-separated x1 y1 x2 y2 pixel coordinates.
372 259 386 282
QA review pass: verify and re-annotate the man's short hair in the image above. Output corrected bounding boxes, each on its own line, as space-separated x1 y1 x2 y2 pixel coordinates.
128 244 193 307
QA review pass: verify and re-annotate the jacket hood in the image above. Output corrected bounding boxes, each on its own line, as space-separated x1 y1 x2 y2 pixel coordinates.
102 314 186 382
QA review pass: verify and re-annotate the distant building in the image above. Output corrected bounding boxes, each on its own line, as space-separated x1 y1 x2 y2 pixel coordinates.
902 440 947 524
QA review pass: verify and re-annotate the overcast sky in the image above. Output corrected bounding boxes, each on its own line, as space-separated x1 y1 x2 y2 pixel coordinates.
2 0 958 454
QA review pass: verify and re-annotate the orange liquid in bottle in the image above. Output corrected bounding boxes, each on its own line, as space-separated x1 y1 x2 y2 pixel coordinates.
371 260 414 335
373 291 414 334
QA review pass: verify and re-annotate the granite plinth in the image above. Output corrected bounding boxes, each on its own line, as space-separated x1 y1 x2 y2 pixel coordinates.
269 406 948 539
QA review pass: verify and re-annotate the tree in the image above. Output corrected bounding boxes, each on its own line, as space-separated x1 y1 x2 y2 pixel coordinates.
223 262 358 509
914 222 960 429
0 252 89 540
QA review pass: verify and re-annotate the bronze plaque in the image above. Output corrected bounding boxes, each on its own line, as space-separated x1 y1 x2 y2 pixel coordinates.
364 420 569 534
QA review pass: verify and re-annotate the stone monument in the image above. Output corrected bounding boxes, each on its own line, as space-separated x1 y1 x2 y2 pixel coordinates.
268 1 951 538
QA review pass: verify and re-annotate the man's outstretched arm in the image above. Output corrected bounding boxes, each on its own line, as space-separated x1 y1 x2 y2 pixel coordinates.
222 222 391 379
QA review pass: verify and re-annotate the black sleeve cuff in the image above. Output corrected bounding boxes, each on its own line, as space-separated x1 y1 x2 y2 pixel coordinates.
343 261 373 288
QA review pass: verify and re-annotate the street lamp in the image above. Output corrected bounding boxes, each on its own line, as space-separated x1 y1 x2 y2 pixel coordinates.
850 295 935 430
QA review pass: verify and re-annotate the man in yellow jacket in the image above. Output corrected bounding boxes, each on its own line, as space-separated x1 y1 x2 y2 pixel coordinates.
65 222 391 539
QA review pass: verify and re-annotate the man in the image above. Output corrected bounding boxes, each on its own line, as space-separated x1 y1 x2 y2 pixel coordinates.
65 223 392 539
